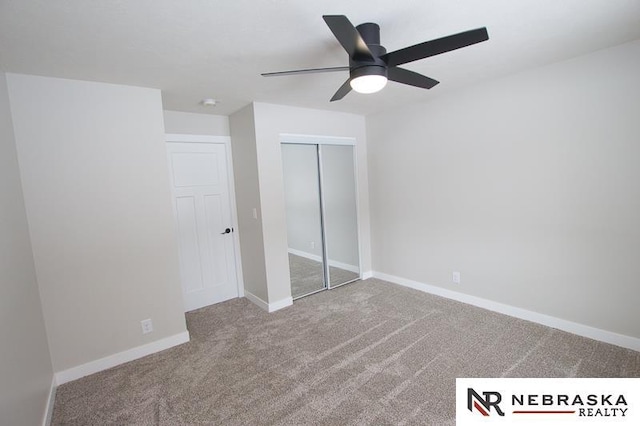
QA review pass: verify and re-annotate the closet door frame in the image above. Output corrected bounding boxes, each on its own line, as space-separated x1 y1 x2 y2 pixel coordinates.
280 134 362 291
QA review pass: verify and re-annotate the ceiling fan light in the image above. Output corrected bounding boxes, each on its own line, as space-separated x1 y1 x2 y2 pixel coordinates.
350 74 388 94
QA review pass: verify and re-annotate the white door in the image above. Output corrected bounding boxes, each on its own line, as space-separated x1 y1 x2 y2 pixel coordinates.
166 142 238 312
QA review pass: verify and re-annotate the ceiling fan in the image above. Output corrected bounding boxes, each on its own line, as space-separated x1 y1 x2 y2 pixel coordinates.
262 15 488 101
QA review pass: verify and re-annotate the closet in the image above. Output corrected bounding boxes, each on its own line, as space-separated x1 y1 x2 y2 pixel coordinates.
281 136 360 299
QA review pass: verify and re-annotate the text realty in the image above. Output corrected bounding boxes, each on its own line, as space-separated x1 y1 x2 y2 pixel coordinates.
513 393 628 417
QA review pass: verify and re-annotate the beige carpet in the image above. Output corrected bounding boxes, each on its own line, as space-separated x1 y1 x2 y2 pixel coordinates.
289 253 359 298
52 279 640 425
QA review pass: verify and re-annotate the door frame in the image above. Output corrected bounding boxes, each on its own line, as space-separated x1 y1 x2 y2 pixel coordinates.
165 133 245 302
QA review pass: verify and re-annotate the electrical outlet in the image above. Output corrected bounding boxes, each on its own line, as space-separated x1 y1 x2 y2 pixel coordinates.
452 271 461 284
310 241 315 249
252 208 258 220
141 319 153 334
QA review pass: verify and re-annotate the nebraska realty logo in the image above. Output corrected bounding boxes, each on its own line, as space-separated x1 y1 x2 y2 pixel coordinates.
456 378 640 424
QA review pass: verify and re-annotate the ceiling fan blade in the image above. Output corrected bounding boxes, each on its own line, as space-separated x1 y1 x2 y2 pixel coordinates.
323 15 374 61
330 79 352 102
388 67 439 89
383 27 489 67
261 66 350 77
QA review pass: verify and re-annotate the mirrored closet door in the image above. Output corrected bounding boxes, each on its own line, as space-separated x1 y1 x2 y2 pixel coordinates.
281 143 326 297
321 145 360 288
281 139 360 300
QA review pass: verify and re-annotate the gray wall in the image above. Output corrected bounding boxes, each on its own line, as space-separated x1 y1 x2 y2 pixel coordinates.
7 74 188 372
163 110 230 135
230 102 370 306
0 73 53 425
229 104 269 301
252 102 371 304
367 40 640 339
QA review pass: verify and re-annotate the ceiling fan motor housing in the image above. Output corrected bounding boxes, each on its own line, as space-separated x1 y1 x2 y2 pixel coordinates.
351 22 388 79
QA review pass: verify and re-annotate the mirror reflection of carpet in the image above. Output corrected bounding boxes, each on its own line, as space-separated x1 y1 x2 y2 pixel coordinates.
288 253 359 299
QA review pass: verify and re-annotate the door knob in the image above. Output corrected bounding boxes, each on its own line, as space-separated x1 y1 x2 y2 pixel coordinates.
221 228 232 235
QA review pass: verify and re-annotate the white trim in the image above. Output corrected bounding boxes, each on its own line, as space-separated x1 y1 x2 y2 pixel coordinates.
361 271 373 280
373 271 640 352
165 134 230 144
288 248 358 273
54 331 190 385
288 247 322 263
244 291 269 311
328 259 359 274
288 248 359 273
42 376 56 426
280 133 356 146
269 297 294 312
245 291 293 313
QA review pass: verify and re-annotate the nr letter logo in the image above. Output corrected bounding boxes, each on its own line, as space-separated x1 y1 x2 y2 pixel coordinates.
467 388 505 416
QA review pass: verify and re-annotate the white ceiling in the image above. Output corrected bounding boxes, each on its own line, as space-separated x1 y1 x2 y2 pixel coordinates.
1 0 639 116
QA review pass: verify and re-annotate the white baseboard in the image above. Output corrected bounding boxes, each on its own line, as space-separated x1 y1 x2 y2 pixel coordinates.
244 291 269 311
288 248 322 263
269 296 294 312
361 270 373 280
288 248 359 273
372 271 640 352
329 259 359 273
55 331 190 385
42 376 56 426
245 291 293 313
